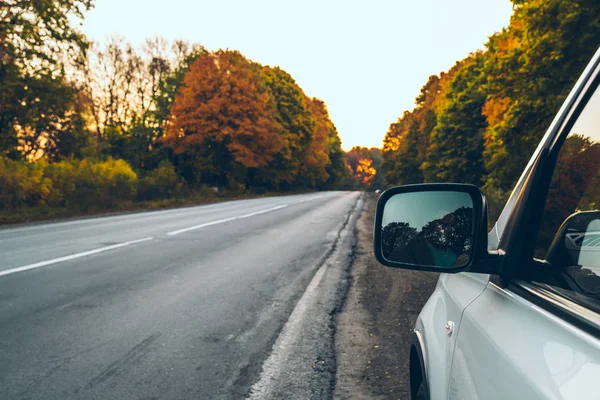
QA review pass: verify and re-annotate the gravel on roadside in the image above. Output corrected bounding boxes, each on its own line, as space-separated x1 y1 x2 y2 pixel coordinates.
334 193 439 400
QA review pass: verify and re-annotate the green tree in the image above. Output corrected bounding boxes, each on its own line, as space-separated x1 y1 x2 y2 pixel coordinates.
298 98 331 188
383 112 423 186
1 0 93 159
382 0 600 213
257 66 314 189
382 73 445 186
324 126 349 189
422 53 487 185
482 0 600 192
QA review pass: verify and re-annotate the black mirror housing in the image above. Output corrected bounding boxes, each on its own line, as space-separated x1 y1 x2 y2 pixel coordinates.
373 183 494 273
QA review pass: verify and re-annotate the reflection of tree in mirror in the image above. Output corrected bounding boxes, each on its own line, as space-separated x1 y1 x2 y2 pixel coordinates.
381 222 418 259
421 206 473 255
382 205 473 266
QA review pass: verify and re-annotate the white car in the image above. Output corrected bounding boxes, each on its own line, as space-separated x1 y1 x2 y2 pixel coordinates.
374 47 600 400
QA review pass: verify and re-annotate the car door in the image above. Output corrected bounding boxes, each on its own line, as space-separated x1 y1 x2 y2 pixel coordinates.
414 271 489 400
447 51 600 399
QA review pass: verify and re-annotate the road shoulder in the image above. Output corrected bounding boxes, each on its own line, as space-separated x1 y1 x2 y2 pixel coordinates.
246 192 363 400
334 193 438 400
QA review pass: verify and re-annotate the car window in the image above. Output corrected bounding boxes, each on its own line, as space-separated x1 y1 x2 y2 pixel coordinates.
533 82 600 312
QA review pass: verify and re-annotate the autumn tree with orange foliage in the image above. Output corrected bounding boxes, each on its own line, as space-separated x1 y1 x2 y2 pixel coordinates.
356 159 377 185
164 50 348 191
298 98 334 187
164 50 282 188
345 146 382 189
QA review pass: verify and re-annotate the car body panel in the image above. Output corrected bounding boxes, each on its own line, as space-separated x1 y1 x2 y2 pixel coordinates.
448 282 600 399
416 272 488 399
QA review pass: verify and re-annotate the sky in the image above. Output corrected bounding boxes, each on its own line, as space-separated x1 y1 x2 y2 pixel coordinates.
382 191 472 231
80 0 514 151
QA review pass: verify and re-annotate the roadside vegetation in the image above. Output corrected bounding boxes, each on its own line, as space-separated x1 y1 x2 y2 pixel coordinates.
382 0 600 221
0 154 299 223
1 1 377 223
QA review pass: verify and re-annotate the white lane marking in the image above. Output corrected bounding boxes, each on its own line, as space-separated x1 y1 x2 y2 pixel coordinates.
0 197 270 235
166 204 288 236
298 195 325 203
0 237 154 278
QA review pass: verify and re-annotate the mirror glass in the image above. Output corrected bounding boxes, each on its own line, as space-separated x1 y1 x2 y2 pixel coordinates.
381 191 475 268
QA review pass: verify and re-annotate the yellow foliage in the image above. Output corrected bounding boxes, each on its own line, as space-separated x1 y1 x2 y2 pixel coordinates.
356 158 377 184
482 97 511 127
0 156 139 210
0 157 52 208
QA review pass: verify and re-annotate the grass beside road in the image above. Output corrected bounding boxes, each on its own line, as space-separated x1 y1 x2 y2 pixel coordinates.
0 190 316 225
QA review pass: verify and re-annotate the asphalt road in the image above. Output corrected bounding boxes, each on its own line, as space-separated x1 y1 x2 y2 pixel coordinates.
0 191 361 400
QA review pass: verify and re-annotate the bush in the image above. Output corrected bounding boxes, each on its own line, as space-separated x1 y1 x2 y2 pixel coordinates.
0 157 52 209
44 160 77 207
0 156 138 211
137 161 181 201
93 158 138 204
73 158 137 209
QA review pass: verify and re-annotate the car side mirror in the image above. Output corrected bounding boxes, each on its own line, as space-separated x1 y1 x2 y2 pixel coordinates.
373 184 493 273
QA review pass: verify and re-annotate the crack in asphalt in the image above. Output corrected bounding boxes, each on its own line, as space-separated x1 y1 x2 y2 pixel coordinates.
327 199 361 400
84 333 161 390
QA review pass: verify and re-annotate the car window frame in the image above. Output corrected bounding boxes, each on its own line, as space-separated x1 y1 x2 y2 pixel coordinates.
491 48 600 337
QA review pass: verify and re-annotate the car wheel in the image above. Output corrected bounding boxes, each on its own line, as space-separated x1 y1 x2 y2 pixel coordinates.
415 381 428 400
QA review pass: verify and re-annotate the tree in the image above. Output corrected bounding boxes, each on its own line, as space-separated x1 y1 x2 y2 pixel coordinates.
382 72 448 186
164 50 282 188
154 41 206 128
19 79 92 161
81 36 148 140
1 0 93 159
422 53 487 185
1 0 92 64
297 98 332 188
482 0 600 193
381 222 418 259
79 37 206 170
383 112 423 185
345 146 382 189
381 0 600 219
324 122 349 189
257 66 314 189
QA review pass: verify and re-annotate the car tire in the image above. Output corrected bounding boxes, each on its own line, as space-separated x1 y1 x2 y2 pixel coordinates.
415 381 428 400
